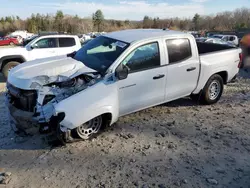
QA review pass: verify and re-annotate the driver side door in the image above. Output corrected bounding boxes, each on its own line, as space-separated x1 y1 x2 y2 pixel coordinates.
117 42 167 116
29 38 59 60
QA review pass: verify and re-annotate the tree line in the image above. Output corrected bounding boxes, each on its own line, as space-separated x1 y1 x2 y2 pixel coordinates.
0 8 249 35
142 8 250 31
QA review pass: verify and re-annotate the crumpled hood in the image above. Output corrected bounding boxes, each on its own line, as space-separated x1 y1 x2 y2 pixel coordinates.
8 55 97 89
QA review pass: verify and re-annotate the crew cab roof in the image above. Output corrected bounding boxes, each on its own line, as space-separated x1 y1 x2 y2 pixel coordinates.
38 34 77 38
105 29 188 43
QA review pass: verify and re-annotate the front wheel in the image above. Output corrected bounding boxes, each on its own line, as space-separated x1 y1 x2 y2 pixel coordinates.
200 74 224 105
73 116 103 140
2 61 20 79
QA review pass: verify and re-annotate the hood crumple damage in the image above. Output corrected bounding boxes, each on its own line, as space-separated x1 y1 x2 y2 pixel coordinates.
8 56 98 89
6 56 102 135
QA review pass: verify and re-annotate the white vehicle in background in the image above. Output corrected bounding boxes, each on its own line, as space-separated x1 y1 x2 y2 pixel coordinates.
9 30 34 39
212 34 239 46
78 34 91 43
196 37 236 47
6 29 242 143
0 34 82 78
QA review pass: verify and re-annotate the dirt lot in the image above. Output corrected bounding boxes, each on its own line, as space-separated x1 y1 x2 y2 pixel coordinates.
0 70 250 188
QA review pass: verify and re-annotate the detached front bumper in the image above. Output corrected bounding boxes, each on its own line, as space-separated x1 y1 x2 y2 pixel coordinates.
6 94 67 139
7 101 40 135
5 92 53 135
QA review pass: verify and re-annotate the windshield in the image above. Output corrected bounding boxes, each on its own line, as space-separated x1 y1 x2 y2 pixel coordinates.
25 35 39 47
74 36 129 73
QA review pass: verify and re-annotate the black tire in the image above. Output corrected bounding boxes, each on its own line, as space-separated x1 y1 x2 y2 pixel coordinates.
200 74 224 105
190 93 200 102
9 42 14 46
2 61 20 79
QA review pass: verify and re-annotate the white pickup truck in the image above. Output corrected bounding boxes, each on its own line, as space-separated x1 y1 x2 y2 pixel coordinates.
0 34 81 78
6 29 242 143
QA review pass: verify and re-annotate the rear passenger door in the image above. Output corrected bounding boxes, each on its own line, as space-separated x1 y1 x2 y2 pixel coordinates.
58 37 76 56
165 38 200 101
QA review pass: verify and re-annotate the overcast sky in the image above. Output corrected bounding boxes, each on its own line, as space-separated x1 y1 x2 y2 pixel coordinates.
0 0 249 20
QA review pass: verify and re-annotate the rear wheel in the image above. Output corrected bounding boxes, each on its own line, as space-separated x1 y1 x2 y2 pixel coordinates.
9 42 14 46
200 74 224 105
2 61 20 79
74 116 103 140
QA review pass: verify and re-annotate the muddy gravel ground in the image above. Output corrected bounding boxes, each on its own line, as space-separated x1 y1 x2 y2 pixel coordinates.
0 71 250 188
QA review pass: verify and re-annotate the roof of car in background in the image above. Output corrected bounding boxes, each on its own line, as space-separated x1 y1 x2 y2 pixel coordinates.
105 29 188 43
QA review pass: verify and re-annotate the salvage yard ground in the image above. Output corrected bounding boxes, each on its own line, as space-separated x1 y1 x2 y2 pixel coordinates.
0 71 250 188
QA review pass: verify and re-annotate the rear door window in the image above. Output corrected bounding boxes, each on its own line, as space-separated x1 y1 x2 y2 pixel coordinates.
59 37 76 47
166 39 192 64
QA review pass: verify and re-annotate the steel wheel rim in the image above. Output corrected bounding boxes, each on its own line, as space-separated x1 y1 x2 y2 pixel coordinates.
76 116 102 139
208 80 221 100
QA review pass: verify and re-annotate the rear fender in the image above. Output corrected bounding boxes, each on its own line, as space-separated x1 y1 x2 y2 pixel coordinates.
193 66 229 94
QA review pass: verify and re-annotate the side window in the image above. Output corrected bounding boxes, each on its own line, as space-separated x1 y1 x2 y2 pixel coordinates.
59 37 76 47
222 36 228 41
166 39 192 64
229 36 235 41
122 42 160 72
34 38 57 48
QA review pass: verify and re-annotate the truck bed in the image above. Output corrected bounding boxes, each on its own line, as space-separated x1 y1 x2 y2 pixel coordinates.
195 42 241 94
196 42 236 55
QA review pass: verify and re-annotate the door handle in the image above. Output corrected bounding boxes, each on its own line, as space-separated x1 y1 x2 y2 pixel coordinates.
49 50 56 53
153 74 165 80
187 67 196 72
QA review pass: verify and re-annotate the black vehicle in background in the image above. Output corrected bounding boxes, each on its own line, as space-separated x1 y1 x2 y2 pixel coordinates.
22 35 38 46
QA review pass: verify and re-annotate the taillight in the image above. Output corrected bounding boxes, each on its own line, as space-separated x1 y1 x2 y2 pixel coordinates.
238 53 243 68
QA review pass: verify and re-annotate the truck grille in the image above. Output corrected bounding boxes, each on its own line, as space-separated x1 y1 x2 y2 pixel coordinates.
7 84 37 112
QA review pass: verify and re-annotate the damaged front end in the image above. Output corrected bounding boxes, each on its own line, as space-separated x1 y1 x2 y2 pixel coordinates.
6 72 101 143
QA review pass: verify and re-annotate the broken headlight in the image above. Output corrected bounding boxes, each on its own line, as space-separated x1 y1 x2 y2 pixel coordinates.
30 82 42 89
59 78 76 87
45 78 76 88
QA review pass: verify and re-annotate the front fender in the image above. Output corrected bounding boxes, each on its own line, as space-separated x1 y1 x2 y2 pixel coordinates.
54 81 119 129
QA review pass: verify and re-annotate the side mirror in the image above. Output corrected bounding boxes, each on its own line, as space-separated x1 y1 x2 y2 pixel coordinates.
115 64 129 80
30 43 38 49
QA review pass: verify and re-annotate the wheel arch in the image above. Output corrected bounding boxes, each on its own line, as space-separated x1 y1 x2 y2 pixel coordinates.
215 71 228 84
0 55 26 71
193 70 228 94
57 105 118 130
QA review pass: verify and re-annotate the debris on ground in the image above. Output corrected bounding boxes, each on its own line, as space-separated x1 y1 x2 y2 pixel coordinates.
0 171 12 184
0 72 250 187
